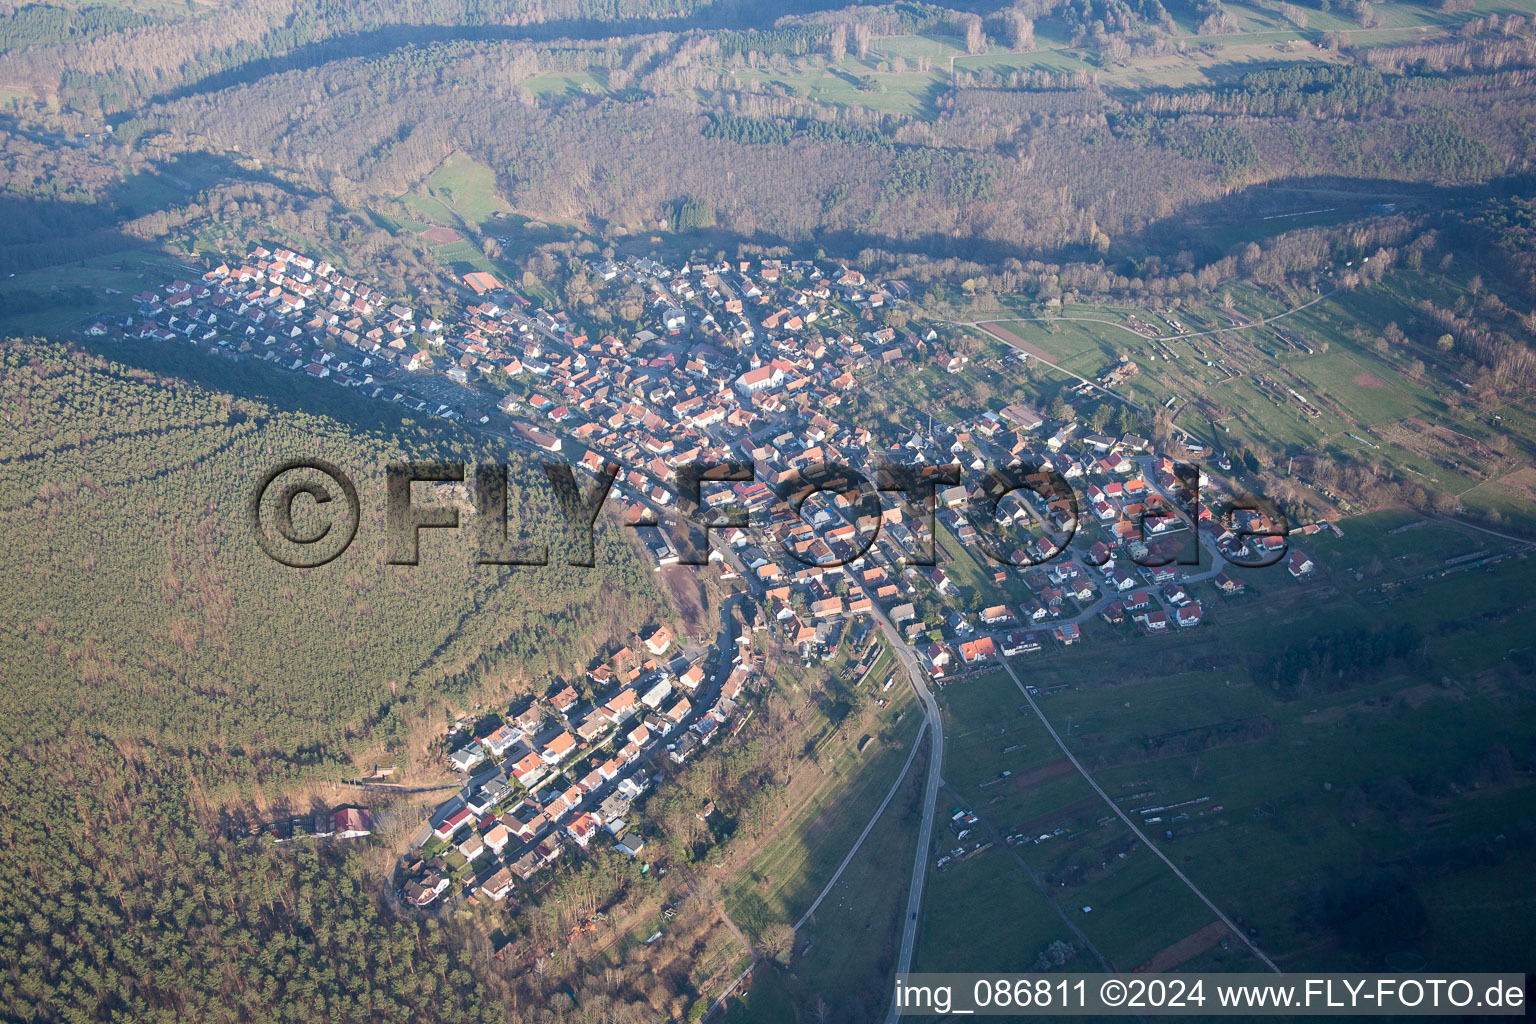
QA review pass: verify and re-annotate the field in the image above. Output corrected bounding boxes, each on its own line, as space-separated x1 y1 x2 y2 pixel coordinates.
913 667 1262 975
524 69 608 101
916 826 1093 973
911 510 1536 975
0 247 174 335
915 670 1103 973
725 638 922 939
785 741 930 1020
1417 857 1536 971
364 153 574 284
397 152 512 231
721 965 796 1023
662 0 1536 126
11 0 1536 1016
1303 509 1518 571
1459 467 1536 532
430 238 503 279
963 262 1531 543
721 61 948 119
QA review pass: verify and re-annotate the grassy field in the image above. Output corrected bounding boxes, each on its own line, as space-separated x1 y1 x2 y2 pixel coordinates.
693 0 1516 125
430 238 503 279
397 152 511 232
914 831 1090 974
0 246 180 335
786 740 929 1021
871 33 964 61
689 928 755 1005
914 667 1253 974
1078 683 1535 970
954 45 1091 77
985 312 1127 377
398 191 457 225
1303 509 1517 571
1417 856 1536 971
939 670 1065 790
725 662 921 940
924 525 1536 973
721 964 798 1024
933 523 1010 610
425 153 511 224
978 266 1531 531
1064 851 1231 971
1458 468 1536 532
916 671 1093 970
524 70 608 102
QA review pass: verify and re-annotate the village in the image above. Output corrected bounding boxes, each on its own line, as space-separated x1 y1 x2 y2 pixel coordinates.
105 241 1333 915
398 619 756 910
15 2 1536 1014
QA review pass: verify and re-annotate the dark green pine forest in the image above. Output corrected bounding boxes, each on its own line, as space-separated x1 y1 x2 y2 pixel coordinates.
0 341 667 1023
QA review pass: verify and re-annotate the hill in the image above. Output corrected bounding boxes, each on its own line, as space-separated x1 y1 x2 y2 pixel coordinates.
0 339 665 1022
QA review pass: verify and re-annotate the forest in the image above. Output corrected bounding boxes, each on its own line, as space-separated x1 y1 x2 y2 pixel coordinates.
0 340 710 1021
0 339 933 1022
0 341 667 790
3 0 1536 1018
3 0 1533 280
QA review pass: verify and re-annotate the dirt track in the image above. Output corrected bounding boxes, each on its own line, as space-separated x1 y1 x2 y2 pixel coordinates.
983 321 1056 362
1009 758 1075 792
1134 920 1231 973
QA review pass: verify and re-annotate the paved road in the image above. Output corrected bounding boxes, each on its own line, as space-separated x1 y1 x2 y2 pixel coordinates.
440 589 747 897
877 602 945 1024
929 475 1230 650
702 960 756 1023
711 526 949 1020
389 327 1240 990
870 461 1247 1020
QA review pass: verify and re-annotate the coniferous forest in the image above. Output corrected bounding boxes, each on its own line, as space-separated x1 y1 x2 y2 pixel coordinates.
0 342 669 1022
